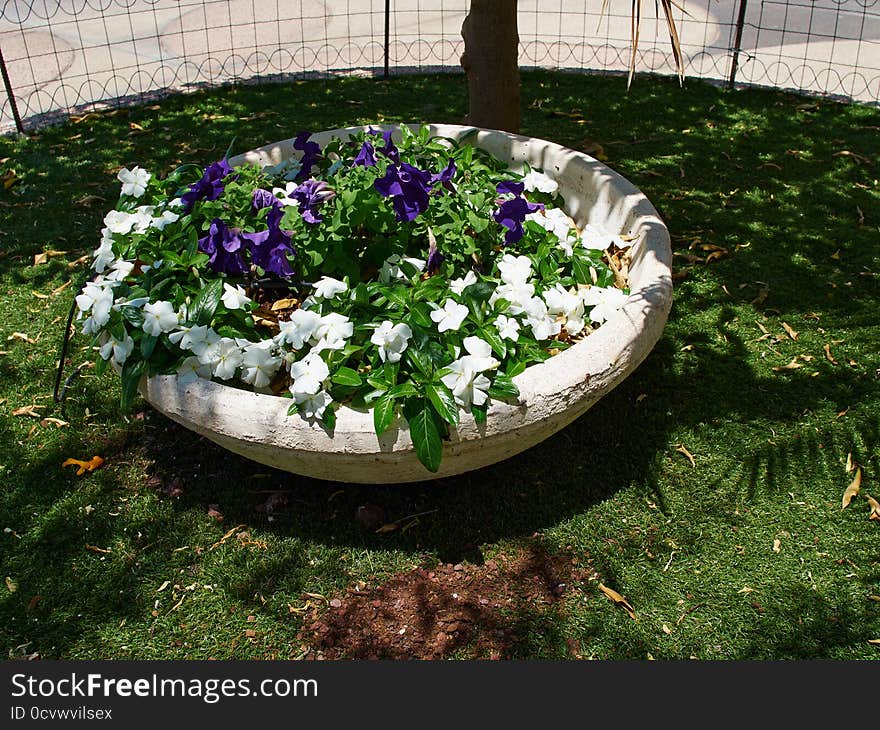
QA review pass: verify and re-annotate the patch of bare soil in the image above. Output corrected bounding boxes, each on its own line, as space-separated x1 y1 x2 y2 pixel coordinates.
298 544 598 659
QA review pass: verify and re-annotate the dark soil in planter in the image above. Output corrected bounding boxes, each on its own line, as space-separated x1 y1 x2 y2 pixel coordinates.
298 543 599 659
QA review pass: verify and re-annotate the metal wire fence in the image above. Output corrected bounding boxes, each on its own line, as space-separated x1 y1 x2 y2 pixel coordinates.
1 0 878 132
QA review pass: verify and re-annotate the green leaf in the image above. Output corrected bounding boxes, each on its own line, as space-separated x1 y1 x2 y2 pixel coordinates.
331 366 363 387
120 359 146 411
571 254 593 285
478 326 506 359
409 302 434 329
406 348 434 377
426 381 460 426
463 280 494 303
321 404 337 431
389 382 420 399
188 278 224 325
373 391 396 436
120 305 144 328
406 403 444 473
489 372 520 399
472 403 488 425
140 335 158 359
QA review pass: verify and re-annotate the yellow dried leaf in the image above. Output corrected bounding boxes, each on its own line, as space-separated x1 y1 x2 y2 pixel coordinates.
32 291 50 300
375 524 398 534
85 544 112 554
842 468 862 509
2 169 20 189
772 538 781 553
270 298 298 311
867 494 880 522
52 280 72 296
157 581 170 593
598 583 635 619
781 322 799 340
5 576 17 593
7 332 35 344
868 639 880 646
675 445 696 468
67 255 89 268
845 453 854 472
737 587 756 594
773 358 803 372
824 343 837 365
40 417 69 428
61 455 105 476
12 404 43 417
33 249 66 266
662 623 672 635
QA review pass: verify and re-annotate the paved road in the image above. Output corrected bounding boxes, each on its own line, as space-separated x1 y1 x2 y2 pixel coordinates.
1 0 878 129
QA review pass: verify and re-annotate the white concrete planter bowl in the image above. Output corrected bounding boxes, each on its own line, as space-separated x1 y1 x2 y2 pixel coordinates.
140 124 672 483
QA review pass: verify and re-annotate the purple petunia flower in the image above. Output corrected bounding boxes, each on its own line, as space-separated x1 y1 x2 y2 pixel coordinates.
427 233 444 275
181 159 235 211
291 179 336 224
198 218 256 275
352 141 377 168
430 159 457 193
374 163 433 222
249 226 295 278
496 180 525 197
493 196 544 245
252 188 282 214
377 129 400 164
293 131 322 181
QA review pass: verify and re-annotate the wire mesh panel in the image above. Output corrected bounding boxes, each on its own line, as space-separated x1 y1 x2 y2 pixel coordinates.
1 0 878 132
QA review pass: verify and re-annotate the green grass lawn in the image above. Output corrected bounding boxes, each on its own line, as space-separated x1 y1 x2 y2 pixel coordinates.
1 71 878 659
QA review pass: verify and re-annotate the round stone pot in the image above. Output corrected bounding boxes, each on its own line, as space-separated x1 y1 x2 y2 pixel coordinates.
140 124 672 483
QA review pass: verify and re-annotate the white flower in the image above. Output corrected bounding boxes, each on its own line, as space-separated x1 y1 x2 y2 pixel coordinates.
440 340 498 411
497 254 533 285
449 271 477 296
557 235 578 258
117 166 151 198
494 314 520 342
151 210 180 231
92 229 115 273
289 352 329 396
105 259 134 282
313 276 348 300
581 285 628 324
272 182 299 207
75 281 114 328
544 283 586 335
312 313 353 350
527 207 573 241
98 331 134 366
103 210 136 235
430 299 469 333
176 355 213 384
293 389 333 420
132 205 156 233
522 170 558 194
523 297 561 341
370 321 413 363
198 337 242 380
169 324 218 354
490 281 535 315
275 309 321 350
379 254 426 283
142 300 179 336
240 341 281 389
581 224 627 251
221 283 251 311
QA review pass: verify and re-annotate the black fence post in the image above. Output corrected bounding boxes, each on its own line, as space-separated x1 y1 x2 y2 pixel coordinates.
0 47 25 134
728 0 749 89
383 0 391 78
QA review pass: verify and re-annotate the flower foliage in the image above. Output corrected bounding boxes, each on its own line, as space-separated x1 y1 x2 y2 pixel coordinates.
77 125 632 473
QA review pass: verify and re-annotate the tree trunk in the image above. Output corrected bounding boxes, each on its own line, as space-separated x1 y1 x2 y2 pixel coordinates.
460 0 520 134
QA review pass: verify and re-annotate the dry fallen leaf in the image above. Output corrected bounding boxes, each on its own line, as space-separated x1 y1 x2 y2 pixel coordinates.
772 538 781 553
32 291 49 300
61 455 105 476
773 358 804 372
867 494 880 522
85 544 112 554
157 581 170 593
7 332 36 344
845 452 854 473
842 468 862 509
12 404 44 418
675 445 696 468
33 250 66 266
40 417 69 428
5 576 17 593
737 587 756 594
271 298 298 311
781 322 799 341
824 343 837 365
662 623 672 635
598 583 636 619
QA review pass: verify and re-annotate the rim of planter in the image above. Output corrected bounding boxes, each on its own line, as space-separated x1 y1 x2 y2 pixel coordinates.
140 123 672 483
